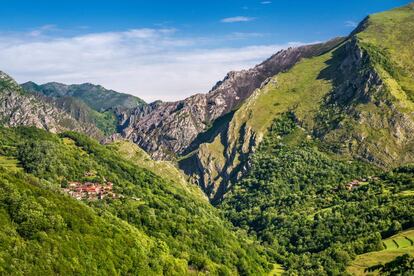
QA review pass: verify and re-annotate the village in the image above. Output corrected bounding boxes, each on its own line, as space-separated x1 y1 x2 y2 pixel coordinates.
62 172 121 201
345 176 380 191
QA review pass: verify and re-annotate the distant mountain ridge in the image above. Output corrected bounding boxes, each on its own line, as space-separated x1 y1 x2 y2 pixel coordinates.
0 71 102 138
22 81 147 135
21 81 146 112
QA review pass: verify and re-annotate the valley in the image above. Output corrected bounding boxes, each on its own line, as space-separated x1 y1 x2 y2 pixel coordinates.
0 2 413 275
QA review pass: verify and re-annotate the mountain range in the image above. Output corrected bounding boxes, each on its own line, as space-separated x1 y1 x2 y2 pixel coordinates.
1 2 414 275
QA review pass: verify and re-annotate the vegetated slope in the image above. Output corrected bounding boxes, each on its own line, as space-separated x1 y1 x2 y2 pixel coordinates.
22 81 146 135
0 71 102 138
220 113 414 274
21 81 146 111
0 167 182 275
114 38 344 160
347 229 414 275
52 96 118 135
107 140 204 199
0 126 272 275
180 3 414 202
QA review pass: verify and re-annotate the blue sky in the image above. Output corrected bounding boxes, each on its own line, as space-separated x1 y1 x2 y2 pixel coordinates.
0 0 411 101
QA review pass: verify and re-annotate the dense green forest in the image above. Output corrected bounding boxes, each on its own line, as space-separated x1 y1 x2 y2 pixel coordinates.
0 168 179 275
0 127 271 275
220 113 414 274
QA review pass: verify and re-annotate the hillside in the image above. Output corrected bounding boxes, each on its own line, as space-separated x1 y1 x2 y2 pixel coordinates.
180 2 414 202
347 229 414 275
52 96 118 135
0 166 181 275
220 112 414 274
204 2 414 274
107 140 204 199
0 126 272 275
0 71 102 138
1 2 413 275
21 81 147 135
22 81 146 112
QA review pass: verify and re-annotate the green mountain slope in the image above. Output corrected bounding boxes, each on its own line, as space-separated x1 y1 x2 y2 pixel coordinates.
22 81 146 112
220 113 414 274
108 140 204 199
0 126 271 275
347 229 414 275
182 2 414 275
182 2 414 203
0 167 181 275
52 96 118 135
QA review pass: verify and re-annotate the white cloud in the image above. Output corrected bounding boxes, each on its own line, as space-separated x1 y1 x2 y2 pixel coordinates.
261 1 272 4
0 28 299 102
221 16 255 23
345 20 358 28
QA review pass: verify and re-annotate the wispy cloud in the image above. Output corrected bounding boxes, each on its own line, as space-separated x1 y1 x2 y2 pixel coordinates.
28 24 58 37
221 16 255 23
0 27 301 102
261 1 272 4
345 20 358 28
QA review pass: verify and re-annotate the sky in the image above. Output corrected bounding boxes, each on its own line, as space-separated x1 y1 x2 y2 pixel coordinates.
0 0 411 102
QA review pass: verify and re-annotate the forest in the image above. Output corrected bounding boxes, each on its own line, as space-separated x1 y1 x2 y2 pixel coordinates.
0 126 271 275
220 113 414 274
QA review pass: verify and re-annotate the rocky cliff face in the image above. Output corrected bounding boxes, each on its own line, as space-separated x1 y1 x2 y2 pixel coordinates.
115 38 344 160
0 71 102 138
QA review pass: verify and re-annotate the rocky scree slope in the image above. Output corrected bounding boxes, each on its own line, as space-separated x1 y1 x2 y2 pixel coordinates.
0 72 102 138
113 38 344 160
179 3 414 202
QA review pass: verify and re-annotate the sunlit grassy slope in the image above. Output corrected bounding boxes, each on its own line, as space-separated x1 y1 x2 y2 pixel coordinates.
347 229 414 275
189 2 414 274
357 2 414 106
191 3 414 200
228 1 414 164
108 140 206 200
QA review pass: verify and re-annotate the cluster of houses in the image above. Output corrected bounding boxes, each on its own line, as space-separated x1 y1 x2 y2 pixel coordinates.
345 180 364 190
62 181 119 201
345 176 380 191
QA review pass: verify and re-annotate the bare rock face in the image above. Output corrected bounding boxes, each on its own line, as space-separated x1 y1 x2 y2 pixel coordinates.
116 38 344 159
0 71 102 138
